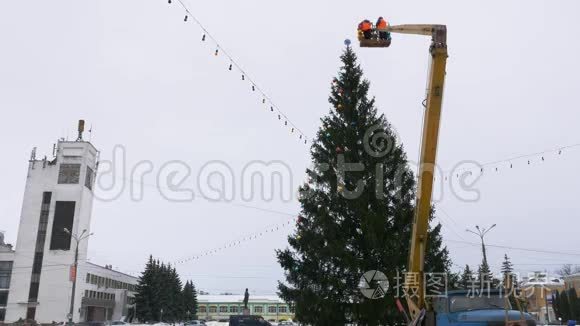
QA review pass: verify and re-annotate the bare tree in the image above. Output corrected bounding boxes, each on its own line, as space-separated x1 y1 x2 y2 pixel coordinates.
556 264 580 277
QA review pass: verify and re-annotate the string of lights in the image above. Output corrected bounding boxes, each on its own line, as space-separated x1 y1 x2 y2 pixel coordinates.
174 215 297 265
166 0 309 145
440 142 580 180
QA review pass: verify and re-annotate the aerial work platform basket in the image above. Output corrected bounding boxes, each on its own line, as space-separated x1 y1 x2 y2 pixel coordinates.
357 30 392 47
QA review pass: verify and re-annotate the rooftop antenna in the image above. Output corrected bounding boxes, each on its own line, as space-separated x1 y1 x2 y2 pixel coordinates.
30 147 37 169
52 143 57 158
88 124 93 142
76 120 85 141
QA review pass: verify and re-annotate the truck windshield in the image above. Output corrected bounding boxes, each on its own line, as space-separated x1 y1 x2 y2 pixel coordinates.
449 295 509 312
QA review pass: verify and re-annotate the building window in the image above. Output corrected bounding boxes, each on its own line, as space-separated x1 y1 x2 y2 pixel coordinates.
0 308 5 322
26 307 36 320
278 306 287 313
209 306 217 313
49 201 76 250
0 262 13 289
85 166 94 190
219 306 228 313
268 306 277 313
229 306 238 313
58 164 81 184
0 292 8 306
199 306 207 313
254 306 263 313
28 279 40 301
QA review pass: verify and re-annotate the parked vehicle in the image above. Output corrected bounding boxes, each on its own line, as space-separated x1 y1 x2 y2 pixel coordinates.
432 290 536 326
229 315 271 326
184 321 206 326
278 320 296 326
278 321 296 326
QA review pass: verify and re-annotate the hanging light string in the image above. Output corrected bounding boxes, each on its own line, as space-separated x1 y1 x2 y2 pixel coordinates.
441 141 580 179
174 215 297 265
171 0 309 144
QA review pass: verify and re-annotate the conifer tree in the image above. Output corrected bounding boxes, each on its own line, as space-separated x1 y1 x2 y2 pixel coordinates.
135 256 160 322
135 256 191 322
560 290 571 321
460 265 474 290
500 254 514 287
182 281 199 319
478 260 493 287
568 288 579 321
277 46 452 326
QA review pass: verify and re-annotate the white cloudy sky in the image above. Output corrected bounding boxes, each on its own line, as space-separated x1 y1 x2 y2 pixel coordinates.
1 0 580 294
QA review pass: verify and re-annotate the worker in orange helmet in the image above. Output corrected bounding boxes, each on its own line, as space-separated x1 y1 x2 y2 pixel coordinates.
358 19 373 40
376 17 391 41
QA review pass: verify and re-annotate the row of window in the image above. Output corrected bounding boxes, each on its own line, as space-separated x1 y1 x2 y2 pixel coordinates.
84 290 116 301
85 273 136 292
199 305 289 314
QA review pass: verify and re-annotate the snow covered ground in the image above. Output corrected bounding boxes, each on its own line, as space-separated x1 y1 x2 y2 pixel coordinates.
131 322 280 326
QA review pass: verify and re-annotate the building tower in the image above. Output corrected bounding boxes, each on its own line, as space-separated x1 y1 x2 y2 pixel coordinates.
6 121 98 322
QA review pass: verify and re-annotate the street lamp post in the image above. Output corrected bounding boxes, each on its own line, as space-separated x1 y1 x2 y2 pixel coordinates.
64 228 93 324
466 224 496 267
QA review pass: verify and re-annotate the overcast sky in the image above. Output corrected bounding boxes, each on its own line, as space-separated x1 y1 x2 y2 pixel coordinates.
1 0 580 294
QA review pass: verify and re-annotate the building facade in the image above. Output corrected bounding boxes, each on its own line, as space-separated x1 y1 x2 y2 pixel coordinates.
197 295 294 322
521 272 564 324
1 125 138 324
0 235 15 322
564 273 580 294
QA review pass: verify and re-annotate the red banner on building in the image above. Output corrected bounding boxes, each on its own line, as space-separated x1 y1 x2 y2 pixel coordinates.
69 265 77 282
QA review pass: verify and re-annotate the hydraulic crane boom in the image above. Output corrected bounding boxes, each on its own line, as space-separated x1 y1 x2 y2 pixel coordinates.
372 24 448 319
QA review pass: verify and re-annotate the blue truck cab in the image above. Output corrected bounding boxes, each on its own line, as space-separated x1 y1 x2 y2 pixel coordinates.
430 290 536 326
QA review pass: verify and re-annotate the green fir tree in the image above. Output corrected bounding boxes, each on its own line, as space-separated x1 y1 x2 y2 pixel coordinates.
182 281 199 319
277 46 452 326
460 265 474 290
135 256 191 322
135 256 160 322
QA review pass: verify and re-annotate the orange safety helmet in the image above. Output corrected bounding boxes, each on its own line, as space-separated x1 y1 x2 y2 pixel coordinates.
376 17 388 29
359 19 372 31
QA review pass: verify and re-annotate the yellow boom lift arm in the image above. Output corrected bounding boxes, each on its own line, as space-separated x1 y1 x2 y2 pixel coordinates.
364 24 448 320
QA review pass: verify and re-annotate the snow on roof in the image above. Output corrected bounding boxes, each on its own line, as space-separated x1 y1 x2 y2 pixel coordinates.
84 261 139 281
198 294 285 304
565 273 580 279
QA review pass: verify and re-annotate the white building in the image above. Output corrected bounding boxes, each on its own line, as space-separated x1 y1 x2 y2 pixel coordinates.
0 233 16 322
197 294 294 322
0 122 138 323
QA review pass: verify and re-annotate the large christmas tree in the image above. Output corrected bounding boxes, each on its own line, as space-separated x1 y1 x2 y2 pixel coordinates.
277 46 452 325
